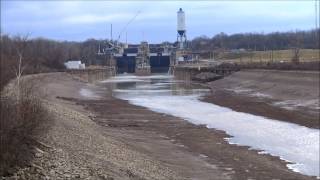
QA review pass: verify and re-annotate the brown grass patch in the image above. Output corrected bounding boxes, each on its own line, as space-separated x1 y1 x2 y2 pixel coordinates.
0 78 49 176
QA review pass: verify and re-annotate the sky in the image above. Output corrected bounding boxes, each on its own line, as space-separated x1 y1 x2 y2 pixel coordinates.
1 0 318 43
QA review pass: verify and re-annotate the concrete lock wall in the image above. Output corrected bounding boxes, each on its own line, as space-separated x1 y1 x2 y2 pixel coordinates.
173 67 200 81
67 67 116 83
150 56 170 73
135 68 151 76
116 56 136 73
115 55 171 74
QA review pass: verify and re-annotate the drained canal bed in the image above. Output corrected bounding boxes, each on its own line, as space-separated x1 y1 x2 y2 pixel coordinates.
101 74 320 177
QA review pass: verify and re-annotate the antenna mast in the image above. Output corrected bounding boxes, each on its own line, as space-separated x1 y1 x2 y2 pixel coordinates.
117 10 141 42
126 31 127 44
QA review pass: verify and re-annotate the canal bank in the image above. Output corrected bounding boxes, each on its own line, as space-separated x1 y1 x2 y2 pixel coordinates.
3 72 180 179
203 69 320 129
173 66 319 129
4 72 318 179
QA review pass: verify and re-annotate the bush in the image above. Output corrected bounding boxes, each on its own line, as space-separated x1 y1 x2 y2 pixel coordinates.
0 79 48 176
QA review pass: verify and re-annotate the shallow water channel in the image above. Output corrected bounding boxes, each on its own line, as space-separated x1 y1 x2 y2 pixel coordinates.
101 74 320 177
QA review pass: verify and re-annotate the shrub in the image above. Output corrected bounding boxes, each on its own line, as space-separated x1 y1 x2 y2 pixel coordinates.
0 78 48 176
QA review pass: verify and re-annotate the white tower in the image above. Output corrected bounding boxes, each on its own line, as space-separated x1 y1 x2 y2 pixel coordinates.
177 8 187 50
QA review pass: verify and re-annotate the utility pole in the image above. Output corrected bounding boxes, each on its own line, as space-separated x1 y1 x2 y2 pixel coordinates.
316 0 318 30
315 0 319 49
110 23 113 42
109 23 113 67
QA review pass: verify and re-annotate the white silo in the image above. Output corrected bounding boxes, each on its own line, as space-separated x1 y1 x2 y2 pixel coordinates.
177 8 187 50
177 8 186 35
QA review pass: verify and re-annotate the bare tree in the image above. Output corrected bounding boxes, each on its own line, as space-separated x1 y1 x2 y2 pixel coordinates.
12 34 29 102
291 31 302 64
292 48 301 64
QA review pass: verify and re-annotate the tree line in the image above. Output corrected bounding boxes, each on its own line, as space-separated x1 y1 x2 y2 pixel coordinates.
189 29 319 51
0 35 109 89
1 29 319 89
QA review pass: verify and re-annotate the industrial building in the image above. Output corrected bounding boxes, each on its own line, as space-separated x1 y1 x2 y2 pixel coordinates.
64 60 86 69
114 43 172 74
96 8 196 74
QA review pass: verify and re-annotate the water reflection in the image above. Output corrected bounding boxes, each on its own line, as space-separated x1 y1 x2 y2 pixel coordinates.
108 74 210 97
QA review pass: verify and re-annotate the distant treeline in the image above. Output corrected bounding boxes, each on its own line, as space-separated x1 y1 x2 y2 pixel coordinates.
1 29 319 89
190 29 319 51
0 35 107 89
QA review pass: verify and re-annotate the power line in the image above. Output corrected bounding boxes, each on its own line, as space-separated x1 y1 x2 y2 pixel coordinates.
117 10 141 42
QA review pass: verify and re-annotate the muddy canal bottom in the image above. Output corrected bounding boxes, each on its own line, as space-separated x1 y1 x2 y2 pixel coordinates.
101 74 319 177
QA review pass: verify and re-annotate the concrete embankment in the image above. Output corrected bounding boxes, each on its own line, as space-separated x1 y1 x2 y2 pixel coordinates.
66 67 116 83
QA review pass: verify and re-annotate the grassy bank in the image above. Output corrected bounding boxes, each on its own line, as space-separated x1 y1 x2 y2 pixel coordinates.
217 61 320 71
215 49 320 63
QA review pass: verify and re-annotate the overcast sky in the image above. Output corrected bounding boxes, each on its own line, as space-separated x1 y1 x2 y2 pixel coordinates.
1 1 317 43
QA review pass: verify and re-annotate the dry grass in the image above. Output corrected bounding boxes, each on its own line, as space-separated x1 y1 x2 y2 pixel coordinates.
0 78 49 176
217 49 320 63
217 61 320 71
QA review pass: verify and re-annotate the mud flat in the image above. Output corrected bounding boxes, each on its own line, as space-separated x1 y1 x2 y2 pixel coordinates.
77 98 317 179
204 69 320 129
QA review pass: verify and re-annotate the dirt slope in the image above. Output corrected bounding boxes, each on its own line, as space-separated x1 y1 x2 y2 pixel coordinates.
205 69 320 128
